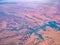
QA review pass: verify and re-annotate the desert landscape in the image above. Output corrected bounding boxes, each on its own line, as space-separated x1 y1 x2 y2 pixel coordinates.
0 0 60 45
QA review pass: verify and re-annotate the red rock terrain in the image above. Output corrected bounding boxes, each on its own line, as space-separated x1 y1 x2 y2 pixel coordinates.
0 0 60 45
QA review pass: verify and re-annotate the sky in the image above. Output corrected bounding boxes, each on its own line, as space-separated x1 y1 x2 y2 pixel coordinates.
0 0 49 2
